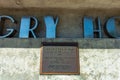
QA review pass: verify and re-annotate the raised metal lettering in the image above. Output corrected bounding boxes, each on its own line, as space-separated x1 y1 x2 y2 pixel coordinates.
0 16 15 38
19 16 38 38
44 16 59 38
106 17 120 38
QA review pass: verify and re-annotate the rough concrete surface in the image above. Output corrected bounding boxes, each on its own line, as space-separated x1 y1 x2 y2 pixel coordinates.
0 48 120 80
0 39 120 80
0 0 120 9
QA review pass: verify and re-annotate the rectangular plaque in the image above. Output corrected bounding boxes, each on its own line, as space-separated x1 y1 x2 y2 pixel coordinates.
40 42 80 75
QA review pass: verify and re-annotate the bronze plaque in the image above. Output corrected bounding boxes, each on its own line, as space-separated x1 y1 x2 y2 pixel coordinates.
40 43 79 75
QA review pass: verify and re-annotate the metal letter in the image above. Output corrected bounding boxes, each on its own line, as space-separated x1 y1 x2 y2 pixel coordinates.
44 16 59 38
94 17 102 38
106 17 120 38
83 17 102 38
84 17 94 38
0 16 15 38
19 16 38 38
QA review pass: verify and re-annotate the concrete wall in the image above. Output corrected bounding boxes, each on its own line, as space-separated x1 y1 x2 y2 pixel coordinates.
0 0 120 9
0 39 120 80
0 0 120 80
0 0 120 38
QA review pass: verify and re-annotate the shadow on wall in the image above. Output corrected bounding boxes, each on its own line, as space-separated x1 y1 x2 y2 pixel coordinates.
0 38 120 49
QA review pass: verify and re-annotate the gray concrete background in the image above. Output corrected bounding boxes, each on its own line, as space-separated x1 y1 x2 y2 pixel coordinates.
0 38 120 49
0 39 120 80
0 0 120 9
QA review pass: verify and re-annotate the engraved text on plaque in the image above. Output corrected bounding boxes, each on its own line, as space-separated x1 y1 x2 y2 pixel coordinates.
40 44 79 75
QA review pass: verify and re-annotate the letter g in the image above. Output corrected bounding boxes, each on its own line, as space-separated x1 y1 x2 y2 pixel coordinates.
0 16 15 38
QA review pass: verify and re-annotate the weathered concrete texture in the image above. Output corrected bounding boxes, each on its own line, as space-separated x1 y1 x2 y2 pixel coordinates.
0 48 120 80
0 0 120 9
0 48 40 80
0 39 120 49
